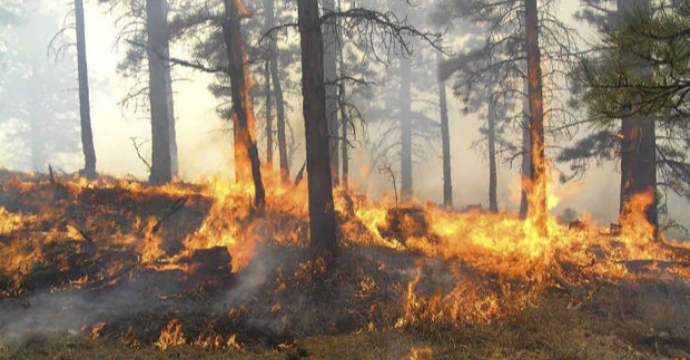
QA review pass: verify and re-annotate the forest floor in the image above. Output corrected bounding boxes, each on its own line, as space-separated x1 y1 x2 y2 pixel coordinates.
0 170 689 360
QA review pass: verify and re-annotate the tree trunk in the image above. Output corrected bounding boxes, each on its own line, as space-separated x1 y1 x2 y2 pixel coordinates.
146 0 172 185
265 0 289 183
337 0 348 189
75 0 97 180
221 0 266 208
400 57 413 201
265 62 273 166
520 76 531 219
619 119 658 233
296 0 338 261
341 105 348 188
161 0 178 177
524 0 547 235
323 0 339 185
488 93 498 213
616 0 658 238
437 51 452 208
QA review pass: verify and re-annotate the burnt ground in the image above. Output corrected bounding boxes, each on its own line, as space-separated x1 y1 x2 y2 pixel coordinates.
0 170 690 359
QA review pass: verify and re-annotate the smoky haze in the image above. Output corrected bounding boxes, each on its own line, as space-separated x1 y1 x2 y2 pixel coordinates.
0 0 688 240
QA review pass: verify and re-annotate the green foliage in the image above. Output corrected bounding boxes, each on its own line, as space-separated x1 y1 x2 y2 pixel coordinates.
575 0 690 121
560 0 690 201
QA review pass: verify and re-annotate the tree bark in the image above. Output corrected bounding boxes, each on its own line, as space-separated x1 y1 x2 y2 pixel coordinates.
323 0 339 185
221 0 266 208
75 0 97 180
161 0 178 177
337 0 348 189
619 119 658 232
437 51 452 208
265 62 273 167
524 0 547 235
400 57 413 201
265 0 289 183
488 92 498 213
616 0 658 238
296 0 338 261
146 0 172 185
520 76 531 219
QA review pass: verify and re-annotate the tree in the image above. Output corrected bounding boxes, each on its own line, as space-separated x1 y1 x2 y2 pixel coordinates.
146 0 173 185
74 0 97 180
562 0 666 237
355 0 442 202
577 0 690 120
221 0 266 208
102 0 178 182
523 0 547 235
487 86 498 212
323 0 339 185
435 0 577 229
295 0 338 261
0 3 80 172
337 0 349 188
437 50 452 207
263 0 291 182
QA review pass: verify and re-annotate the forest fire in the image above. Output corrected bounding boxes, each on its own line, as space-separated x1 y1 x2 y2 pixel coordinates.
1 168 689 352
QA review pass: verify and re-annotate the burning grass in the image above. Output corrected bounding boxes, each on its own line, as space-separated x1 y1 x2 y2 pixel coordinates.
1 168 690 359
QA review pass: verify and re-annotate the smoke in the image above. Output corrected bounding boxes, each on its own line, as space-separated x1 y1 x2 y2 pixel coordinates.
215 247 275 310
0 284 154 344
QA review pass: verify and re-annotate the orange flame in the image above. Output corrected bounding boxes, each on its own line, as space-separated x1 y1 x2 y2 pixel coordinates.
153 319 186 351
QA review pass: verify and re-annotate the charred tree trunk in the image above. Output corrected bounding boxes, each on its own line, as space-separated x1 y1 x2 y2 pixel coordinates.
146 0 172 185
437 51 452 208
161 0 177 177
296 0 338 261
488 93 498 213
525 0 547 235
265 62 273 167
619 119 658 233
323 0 339 185
520 76 531 219
75 0 97 180
265 0 289 183
400 57 413 201
221 0 265 208
616 0 658 238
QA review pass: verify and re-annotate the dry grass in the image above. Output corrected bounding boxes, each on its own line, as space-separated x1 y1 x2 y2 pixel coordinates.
1 293 686 360
2 170 690 360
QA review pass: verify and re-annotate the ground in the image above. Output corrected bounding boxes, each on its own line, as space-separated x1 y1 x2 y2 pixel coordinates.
0 170 689 360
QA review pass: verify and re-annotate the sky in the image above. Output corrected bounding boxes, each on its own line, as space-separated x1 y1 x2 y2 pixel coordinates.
3 0 689 238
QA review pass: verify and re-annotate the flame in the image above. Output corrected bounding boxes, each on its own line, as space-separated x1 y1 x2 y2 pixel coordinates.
154 318 186 351
120 327 139 348
400 346 433 360
82 322 106 340
193 327 243 350
0 165 687 329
